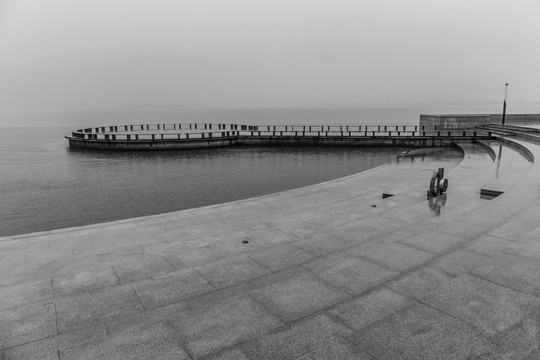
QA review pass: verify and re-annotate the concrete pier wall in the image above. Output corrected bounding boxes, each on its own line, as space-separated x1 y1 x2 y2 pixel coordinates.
67 134 488 151
420 114 540 129
66 121 496 151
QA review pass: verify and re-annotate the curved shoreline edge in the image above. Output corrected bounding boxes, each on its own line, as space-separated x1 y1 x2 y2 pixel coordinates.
4 127 540 358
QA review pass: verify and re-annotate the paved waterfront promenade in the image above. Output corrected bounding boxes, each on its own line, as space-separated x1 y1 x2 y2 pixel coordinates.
3 138 540 359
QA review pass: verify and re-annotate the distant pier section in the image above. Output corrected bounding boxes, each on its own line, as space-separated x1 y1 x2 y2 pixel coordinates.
65 114 540 151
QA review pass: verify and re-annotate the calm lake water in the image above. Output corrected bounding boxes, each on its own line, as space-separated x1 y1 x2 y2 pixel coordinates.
4 104 537 236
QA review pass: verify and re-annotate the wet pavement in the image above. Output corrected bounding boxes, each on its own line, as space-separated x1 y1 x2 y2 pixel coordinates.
2 138 540 359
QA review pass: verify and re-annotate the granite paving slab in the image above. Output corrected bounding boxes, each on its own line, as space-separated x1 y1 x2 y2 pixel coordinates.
247 243 317 272
158 245 224 268
168 295 283 359
52 268 119 296
194 255 272 289
0 279 53 311
421 274 540 335
329 287 415 331
249 272 350 323
386 266 454 299
55 284 144 333
398 230 466 254
488 309 540 360
464 234 515 256
292 233 359 256
0 302 56 349
471 252 540 297
131 268 215 309
110 254 176 283
429 249 489 276
302 252 398 295
3 324 107 360
60 322 190 360
349 303 497 359
344 241 435 272
239 314 361 360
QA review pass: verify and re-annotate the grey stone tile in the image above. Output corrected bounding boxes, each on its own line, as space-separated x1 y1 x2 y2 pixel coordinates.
399 231 465 254
194 255 272 289
293 233 359 256
0 262 52 287
303 253 398 295
489 309 540 360
421 274 540 335
297 339 373 360
162 245 224 268
349 303 497 359
249 272 350 323
489 214 540 241
465 234 515 256
168 295 282 359
245 228 298 245
131 268 215 309
106 301 188 335
248 266 311 290
240 314 357 360
0 279 53 311
471 253 540 297
55 284 144 333
3 324 106 360
112 255 176 283
248 244 317 271
322 222 381 244
375 228 417 243
330 288 414 331
386 266 454 299
420 219 489 241
52 268 118 297
203 347 250 360
0 302 57 349
345 241 435 272
206 236 263 257
504 239 540 261
60 322 189 360
429 249 489 276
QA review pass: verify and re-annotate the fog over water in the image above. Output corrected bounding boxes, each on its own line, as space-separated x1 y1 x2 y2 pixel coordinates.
1 0 539 116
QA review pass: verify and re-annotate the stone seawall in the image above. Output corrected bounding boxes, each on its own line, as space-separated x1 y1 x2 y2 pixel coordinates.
420 113 540 129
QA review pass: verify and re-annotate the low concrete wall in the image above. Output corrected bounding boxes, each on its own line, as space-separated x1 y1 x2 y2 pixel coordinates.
420 114 540 129
68 135 488 151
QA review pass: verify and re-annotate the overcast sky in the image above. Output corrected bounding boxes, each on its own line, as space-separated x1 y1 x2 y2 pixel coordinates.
1 0 539 111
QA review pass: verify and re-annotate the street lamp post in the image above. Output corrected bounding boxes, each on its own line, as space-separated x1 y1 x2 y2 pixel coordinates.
502 83 508 125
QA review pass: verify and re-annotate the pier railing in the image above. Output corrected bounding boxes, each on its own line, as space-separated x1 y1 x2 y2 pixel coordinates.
68 123 492 142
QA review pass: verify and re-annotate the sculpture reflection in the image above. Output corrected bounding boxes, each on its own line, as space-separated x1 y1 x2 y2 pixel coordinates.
428 193 447 216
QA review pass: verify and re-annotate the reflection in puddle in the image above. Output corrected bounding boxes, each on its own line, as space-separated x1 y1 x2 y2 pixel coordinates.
428 193 447 216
